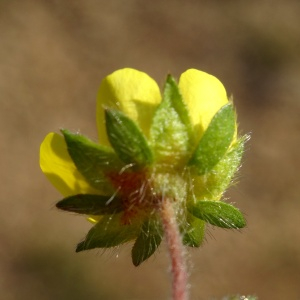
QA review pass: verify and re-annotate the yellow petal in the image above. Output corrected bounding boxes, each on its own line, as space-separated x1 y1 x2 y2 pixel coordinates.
96 68 161 146
179 69 228 140
40 132 99 197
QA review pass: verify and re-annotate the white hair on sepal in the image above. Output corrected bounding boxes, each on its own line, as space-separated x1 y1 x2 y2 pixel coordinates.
119 163 135 174
105 188 120 205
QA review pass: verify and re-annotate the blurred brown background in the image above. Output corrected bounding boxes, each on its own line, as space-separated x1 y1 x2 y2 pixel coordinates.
1 1 300 299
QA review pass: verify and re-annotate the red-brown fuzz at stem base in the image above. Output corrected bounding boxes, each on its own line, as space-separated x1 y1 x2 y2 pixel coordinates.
108 171 188 299
107 170 159 224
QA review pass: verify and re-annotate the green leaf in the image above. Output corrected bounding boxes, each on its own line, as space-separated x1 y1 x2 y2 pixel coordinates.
192 136 247 200
105 109 153 167
182 212 205 247
61 130 122 194
76 213 139 251
188 200 246 229
56 194 123 215
131 218 163 266
206 136 247 196
150 75 193 166
163 75 194 138
189 103 236 175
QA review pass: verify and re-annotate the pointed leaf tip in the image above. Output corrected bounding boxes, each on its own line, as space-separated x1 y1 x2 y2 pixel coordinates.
131 218 163 266
188 200 246 229
105 108 153 167
149 74 193 164
189 103 236 175
61 129 122 193
56 194 123 215
75 214 139 251
76 241 85 252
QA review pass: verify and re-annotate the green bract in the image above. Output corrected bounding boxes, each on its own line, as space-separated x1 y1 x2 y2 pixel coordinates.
40 69 247 266
188 200 246 229
105 108 153 167
150 75 193 167
189 103 236 175
132 217 163 266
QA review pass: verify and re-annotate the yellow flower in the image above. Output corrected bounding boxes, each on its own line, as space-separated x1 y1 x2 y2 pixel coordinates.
40 68 228 196
40 68 245 266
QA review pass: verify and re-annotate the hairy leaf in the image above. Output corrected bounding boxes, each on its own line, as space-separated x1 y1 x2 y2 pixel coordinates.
131 218 163 266
76 214 139 251
150 75 193 165
188 200 246 229
105 109 153 167
56 194 123 215
192 135 247 200
61 130 122 194
182 212 206 247
189 103 236 175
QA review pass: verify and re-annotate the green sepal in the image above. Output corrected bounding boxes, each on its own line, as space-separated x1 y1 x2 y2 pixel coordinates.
163 75 194 139
189 103 236 175
56 194 123 215
61 129 122 194
205 136 247 197
182 212 205 247
131 218 163 266
105 109 153 167
150 75 193 166
192 136 247 200
76 213 139 251
188 200 246 229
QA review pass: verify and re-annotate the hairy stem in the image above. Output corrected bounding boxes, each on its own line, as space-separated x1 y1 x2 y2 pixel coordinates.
160 198 189 300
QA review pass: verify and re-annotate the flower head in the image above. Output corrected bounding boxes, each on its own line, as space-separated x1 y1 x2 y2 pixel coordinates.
40 68 246 266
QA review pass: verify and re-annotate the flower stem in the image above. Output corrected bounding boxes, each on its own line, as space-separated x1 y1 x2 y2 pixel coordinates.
160 198 189 300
